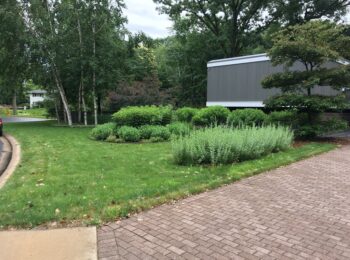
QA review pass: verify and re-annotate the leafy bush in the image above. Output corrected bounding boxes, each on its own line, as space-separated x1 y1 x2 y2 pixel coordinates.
172 125 294 165
150 126 171 141
322 117 348 132
167 122 192 137
90 123 117 141
118 126 141 142
175 107 199 122
266 110 299 127
295 117 349 139
228 109 267 127
192 106 230 126
112 106 172 127
139 125 155 139
139 125 171 141
267 111 348 139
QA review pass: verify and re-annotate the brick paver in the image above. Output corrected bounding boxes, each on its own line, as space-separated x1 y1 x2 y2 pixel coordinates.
98 146 350 259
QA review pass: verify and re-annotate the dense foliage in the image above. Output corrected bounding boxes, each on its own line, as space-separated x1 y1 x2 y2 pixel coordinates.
262 21 350 116
112 106 172 127
139 125 171 141
90 123 117 141
228 109 267 127
118 126 141 142
175 107 199 123
172 126 294 165
192 106 230 126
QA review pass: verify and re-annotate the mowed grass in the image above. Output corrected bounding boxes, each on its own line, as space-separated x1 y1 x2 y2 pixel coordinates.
0 121 336 228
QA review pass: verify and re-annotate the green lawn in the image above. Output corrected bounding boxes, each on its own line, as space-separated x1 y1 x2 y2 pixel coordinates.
0 121 337 229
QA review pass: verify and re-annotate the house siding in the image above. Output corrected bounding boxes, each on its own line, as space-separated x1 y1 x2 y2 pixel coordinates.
207 59 341 106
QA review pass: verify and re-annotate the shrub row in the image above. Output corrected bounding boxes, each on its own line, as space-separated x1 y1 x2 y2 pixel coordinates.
90 122 191 143
172 125 294 165
189 106 268 127
112 105 172 127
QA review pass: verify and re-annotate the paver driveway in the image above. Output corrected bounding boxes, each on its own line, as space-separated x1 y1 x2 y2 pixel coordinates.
98 146 350 260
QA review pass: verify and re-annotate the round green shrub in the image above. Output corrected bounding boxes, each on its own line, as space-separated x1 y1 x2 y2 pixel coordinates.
266 110 299 127
112 106 172 127
118 126 141 142
150 126 171 141
175 107 198 122
167 122 191 136
139 125 171 141
90 123 117 141
228 109 267 127
139 125 155 139
192 106 230 126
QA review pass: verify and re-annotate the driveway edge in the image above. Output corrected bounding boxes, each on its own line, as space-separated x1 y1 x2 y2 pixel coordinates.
0 134 21 189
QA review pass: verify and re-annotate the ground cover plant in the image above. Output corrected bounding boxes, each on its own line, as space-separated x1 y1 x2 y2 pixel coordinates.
0 121 336 228
172 125 294 165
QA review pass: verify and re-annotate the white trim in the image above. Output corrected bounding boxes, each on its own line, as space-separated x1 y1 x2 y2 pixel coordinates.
207 53 350 68
206 101 265 108
337 59 350 65
207 54 269 68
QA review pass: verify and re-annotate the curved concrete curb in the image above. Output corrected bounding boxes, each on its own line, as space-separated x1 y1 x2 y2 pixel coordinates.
0 134 21 189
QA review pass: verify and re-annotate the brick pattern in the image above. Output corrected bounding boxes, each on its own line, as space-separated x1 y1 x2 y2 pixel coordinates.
98 146 350 260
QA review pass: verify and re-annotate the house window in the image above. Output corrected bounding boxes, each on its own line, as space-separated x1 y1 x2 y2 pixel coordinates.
32 93 44 97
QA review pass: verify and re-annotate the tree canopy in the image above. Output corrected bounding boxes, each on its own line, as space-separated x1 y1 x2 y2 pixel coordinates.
262 21 350 116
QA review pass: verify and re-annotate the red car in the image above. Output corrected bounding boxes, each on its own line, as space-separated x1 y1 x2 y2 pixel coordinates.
0 118 3 136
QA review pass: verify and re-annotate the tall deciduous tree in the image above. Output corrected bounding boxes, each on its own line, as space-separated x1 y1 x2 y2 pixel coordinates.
0 1 27 115
271 0 350 25
24 0 74 125
154 0 272 57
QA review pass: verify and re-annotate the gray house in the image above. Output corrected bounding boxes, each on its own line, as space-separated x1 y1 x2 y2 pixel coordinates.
207 53 349 108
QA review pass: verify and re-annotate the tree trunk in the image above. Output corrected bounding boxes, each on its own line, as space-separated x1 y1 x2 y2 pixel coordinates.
12 91 17 115
54 97 60 124
45 0 72 126
76 8 87 125
53 66 73 126
78 83 82 124
92 12 98 126
82 84 88 126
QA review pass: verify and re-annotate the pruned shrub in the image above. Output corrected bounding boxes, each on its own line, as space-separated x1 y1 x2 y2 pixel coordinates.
112 106 172 127
266 110 301 127
139 125 171 141
228 109 267 127
175 107 199 122
172 125 294 165
192 106 230 126
118 126 141 142
90 123 117 141
150 126 171 141
167 122 191 137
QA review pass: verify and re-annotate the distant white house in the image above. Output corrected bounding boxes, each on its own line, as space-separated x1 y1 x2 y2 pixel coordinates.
28 90 47 108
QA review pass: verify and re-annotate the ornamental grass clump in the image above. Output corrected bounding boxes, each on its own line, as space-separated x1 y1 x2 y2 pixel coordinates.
172 125 293 165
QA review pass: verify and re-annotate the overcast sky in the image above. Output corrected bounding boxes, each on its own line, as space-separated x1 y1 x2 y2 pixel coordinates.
123 2 350 38
124 0 173 38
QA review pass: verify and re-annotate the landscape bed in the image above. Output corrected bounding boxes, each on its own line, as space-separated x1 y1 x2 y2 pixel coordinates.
0 121 337 228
